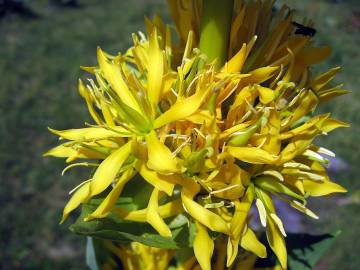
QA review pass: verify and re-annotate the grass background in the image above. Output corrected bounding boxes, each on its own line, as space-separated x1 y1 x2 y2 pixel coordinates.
0 0 359 269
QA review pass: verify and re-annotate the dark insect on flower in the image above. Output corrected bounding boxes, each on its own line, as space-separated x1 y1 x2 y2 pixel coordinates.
292 21 317 37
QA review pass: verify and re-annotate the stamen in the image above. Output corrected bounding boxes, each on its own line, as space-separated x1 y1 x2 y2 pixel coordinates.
210 184 242 195
62 162 99 176
204 201 225 209
69 179 92 195
317 147 336 157
172 137 191 157
256 170 284 182
283 162 311 170
255 199 267 227
193 128 206 139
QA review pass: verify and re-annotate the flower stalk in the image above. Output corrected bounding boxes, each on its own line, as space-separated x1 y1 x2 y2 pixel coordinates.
199 0 234 69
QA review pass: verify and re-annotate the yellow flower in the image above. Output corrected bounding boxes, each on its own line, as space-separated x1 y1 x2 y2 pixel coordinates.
45 0 349 269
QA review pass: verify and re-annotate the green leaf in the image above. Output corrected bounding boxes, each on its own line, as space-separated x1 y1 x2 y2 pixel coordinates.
287 231 341 270
86 237 99 270
255 231 340 270
86 237 119 270
70 204 192 249
70 174 193 249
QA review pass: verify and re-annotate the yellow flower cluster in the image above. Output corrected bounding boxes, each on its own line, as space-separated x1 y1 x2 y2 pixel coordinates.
45 1 348 269
99 239 283 270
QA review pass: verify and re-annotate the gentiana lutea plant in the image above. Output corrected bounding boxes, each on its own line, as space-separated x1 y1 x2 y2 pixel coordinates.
45 0 349 269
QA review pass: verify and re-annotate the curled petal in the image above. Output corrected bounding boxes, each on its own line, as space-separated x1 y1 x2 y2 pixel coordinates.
304 179 347 197
60 181 90 223
194 221 214 270
227 146 279 164
181 188 229 234
146 189 172 237
240 227 267 258
136 162 176 196
146 130 181 173
90 141 132 196
115 199 182 222
85 169 135 221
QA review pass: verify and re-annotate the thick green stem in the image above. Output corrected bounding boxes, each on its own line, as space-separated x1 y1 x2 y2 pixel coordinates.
199 0 234 70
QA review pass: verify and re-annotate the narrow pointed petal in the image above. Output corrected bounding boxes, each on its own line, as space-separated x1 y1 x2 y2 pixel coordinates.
146 189 172 237
147 29 164 111
227 146 278 164
266 217 287 270
256 85 275 104
321 118 350 133
78 79 103 125
181 188 229 234
153 86 210 128
85 169 135 221
136 162 175 196
90 141 132 196
240 227 267 258
146 130 180 173
48 127 131 141
304 179 347 196
97 47 141 113
115 199 182 222
60 181 90 223
223 43 247 73
194 221 214 270
227 185 255 266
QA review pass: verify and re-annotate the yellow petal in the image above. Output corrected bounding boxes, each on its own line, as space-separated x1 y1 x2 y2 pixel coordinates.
223 43 247 73
60 181 90 223
146 130 180 173
153 85 210 128
100 98 116 126
116 199 182 222
227 146 278 164
227 236 240 268
312 67 341 91
266 216 287 270
194 221 214 270
78 79 102 125
48 127 131 141
280 114 329 140
304 179 347 197
85 169 135 221
136 162 176 196
181 188 229 234
147 29 164 111
245 66 279 84
227 185 255 266
231 185 255 239
290 90 318 125
90 141 132 196
43 144 106 161
97 47 141 113
256 85 275 104
241 227 267 258
279 132 317 163
146 189 172 237
320 118 350 133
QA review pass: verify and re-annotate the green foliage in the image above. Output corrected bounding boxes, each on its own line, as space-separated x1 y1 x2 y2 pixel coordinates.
70 177 194 249
71 204 192 249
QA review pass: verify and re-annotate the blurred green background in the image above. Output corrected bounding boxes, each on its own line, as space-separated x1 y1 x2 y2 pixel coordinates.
0 0 359 269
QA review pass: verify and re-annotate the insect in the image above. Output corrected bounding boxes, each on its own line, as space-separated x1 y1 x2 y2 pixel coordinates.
292 21 317 37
